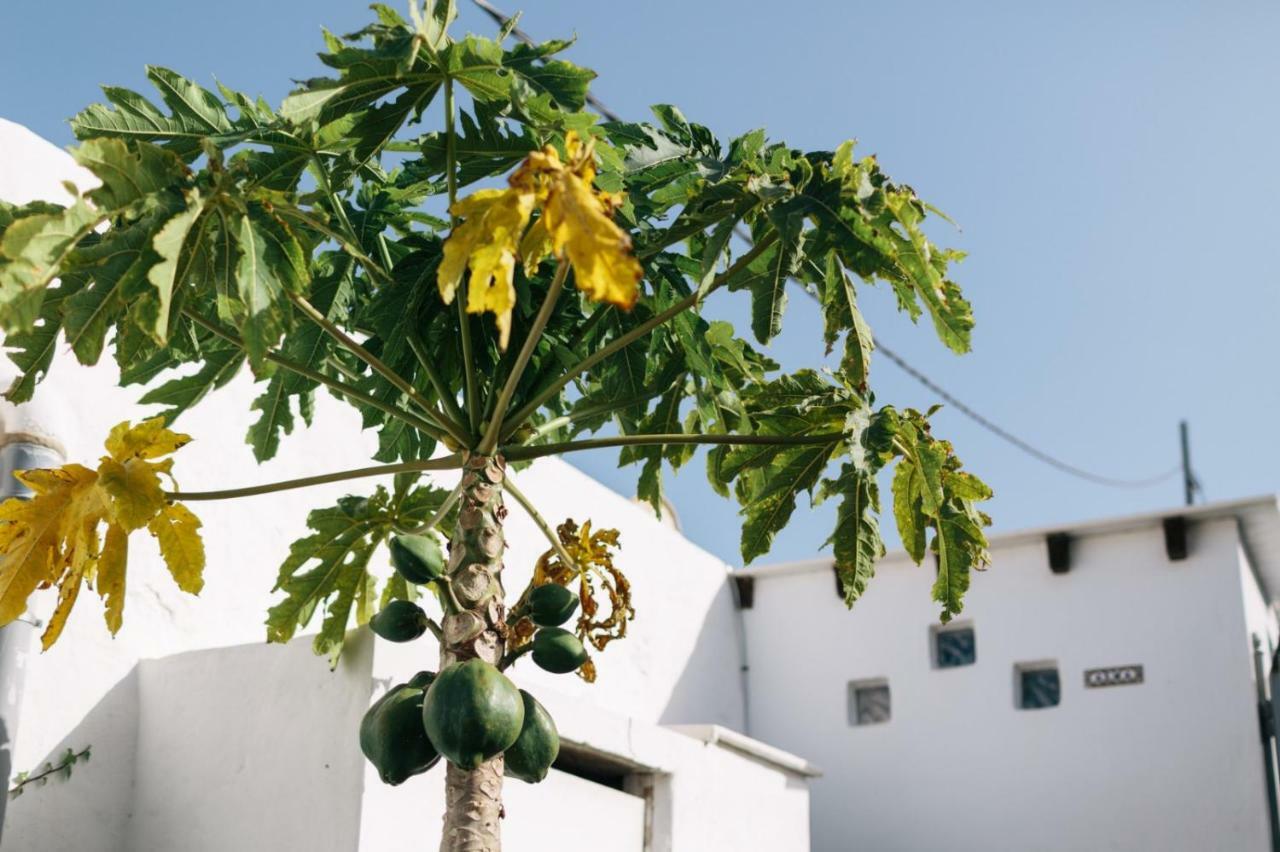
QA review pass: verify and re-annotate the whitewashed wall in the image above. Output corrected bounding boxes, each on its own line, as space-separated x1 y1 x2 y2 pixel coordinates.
741 515 1277 852
358 680 814 852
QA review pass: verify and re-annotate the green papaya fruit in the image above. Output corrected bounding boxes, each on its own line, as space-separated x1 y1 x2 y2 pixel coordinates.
423 659 525 770
390 534 446 585
407 670 435 689
528 584 578 628
505 690 560 784
359 672 440 785
370 599 428 642
531 627 589 674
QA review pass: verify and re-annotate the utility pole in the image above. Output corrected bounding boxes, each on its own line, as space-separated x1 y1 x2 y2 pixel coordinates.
1180 420 1195 506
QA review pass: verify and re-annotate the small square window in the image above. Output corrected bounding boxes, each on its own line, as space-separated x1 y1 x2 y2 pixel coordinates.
933 625 976 668
1018 665 1060 710
848 680 890 726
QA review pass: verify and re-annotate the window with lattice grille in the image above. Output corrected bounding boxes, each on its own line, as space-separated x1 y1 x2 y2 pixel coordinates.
1018 665 1060 710
848 680 891 726
933 624 976 669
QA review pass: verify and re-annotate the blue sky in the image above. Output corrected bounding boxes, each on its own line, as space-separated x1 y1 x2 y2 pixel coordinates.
3 1 1278 569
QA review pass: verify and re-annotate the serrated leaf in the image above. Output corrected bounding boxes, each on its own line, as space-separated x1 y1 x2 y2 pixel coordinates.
147 502 206 594
822 464 885 606
139 345 244 425
144 198 207 342
72 138 186 212
739 441 835 564
819 253 874 389
0 419 202 648
246 375 295 462
0 201 101 333
933 504 981 623
234 207 306 364
892 459 925 563
3 271 85 403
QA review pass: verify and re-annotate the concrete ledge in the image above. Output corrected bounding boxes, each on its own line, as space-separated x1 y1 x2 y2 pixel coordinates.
667 724 822 778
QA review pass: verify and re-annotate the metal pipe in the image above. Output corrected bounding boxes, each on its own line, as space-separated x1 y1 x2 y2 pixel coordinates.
0 413 66 842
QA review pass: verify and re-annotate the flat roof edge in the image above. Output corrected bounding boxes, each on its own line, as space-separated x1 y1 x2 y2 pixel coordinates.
666 724 823 777
739 494 1280 578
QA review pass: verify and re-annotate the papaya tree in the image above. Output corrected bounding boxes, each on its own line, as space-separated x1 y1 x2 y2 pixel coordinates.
0 2 992 849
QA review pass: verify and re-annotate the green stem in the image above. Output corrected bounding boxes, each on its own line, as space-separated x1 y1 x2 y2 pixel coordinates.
407 330 471 444
288 293 469 447
503 430 842 462
443 77 482 436
502 476 579 573
182 308 446 441
396 479 465 535
528 386 673 440
275 205 390 286
324 354 365 385
634 201 755 260
167 454 465 502
309 154 362 259
438 575 465 615
522 302 608 402
500 235 778 439
8 746 92 797
477 262 569 454
497 642 533 671
376 232 395 273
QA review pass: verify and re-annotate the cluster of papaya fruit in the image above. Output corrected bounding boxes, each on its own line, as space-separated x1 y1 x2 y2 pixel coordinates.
359 533 588 787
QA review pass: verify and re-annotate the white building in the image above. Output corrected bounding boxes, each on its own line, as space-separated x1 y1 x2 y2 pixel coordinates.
4 119 1280 852
738 496 1280 852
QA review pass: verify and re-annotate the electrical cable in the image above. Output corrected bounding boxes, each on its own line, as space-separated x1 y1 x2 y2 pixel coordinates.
468 0 1186 491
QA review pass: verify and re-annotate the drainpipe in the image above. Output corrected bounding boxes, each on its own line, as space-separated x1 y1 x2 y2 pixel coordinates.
0 392 67 843
1254 634 1280 852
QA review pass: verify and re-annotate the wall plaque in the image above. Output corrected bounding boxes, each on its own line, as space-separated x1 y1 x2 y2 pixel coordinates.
1084 665 1143 688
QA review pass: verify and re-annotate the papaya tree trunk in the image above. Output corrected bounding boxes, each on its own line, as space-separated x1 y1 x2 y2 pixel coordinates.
439 454 508 852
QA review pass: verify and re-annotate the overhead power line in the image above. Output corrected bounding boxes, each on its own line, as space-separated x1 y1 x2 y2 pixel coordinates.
873 341 1180 488
468 0 1185 492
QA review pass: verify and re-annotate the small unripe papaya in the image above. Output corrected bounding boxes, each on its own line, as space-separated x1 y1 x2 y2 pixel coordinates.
390 534 445 585
505 690 560 784
531 627 589 674
528 583 578 628
371 600 428 642
359 672 440 785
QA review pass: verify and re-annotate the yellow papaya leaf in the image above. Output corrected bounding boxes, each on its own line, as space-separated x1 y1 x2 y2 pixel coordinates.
0 465 98 627
437 188 507 305
97 524 128 636
529 132 641 309
97 458 166 532
439 130 642 350
43 560 86 651
104 418 191 461
0 417 205 647
542 170 641 310
518 216 553 277
437 188 535 350
147 503 205 594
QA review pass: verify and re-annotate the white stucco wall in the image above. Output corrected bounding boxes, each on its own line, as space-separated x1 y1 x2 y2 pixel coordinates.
5 634 375 852
358 676 813 852
742 515 1276 852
